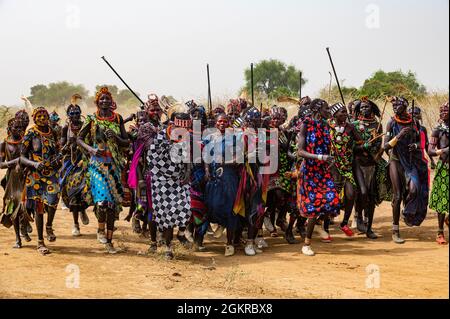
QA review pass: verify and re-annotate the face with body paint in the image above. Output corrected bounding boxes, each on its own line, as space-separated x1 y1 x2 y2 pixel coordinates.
67 105 81 123
97 93 112 111
147 104 162 123
34 110 49 128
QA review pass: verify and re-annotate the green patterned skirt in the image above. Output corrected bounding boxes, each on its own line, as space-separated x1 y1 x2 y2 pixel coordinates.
429 161 449 215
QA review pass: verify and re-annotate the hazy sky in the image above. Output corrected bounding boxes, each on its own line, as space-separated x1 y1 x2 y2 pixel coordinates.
0 0 448 106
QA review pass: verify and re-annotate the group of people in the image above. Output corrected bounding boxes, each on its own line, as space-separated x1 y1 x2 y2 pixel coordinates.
0 87 448 259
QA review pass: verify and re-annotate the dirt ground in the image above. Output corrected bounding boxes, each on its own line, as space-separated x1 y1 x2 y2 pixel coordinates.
0 172 448 299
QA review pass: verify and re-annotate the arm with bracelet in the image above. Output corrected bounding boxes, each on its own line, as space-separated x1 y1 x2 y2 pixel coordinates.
297 123 333 162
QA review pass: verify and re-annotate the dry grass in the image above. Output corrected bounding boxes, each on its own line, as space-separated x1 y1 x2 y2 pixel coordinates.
1 92 447 139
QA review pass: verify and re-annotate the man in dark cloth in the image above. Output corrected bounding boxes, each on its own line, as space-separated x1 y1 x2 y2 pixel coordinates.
352 97 389 239
408 106 437 169
428 102 449 245
187 105 209 250
384 97 429 244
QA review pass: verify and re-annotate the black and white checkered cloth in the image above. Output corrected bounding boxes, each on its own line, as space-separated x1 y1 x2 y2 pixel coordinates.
147 128 191 231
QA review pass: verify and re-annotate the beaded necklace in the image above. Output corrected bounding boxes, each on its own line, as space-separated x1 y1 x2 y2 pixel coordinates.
394 114 412 125
96 110 117 122
5 136 23 145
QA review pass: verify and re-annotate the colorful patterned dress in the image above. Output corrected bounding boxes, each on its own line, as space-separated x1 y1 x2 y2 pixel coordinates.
83 113 125 215
23 126 61 213
328 120 356 202
59 123 89 211
268 129 293 193
429 122 449 216
297 118 340 218
233 129 269 228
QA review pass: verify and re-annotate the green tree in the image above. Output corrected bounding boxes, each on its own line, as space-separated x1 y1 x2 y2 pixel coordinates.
359 70 427 100
28 82 89 107
243 59 306 100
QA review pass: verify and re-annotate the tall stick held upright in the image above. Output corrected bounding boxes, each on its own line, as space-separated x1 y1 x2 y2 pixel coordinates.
299 71 302 100
326 48 345 105
207 64 213 115
251 63 255 107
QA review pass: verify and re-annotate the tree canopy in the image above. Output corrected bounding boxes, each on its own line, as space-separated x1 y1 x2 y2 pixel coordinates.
243 59 306 100
28 82 89 107
359 70 427 100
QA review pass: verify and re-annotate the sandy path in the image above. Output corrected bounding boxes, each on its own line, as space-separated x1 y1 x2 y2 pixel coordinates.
0 168 448 299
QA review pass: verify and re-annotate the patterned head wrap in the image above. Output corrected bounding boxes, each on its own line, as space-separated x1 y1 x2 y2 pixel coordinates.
49 111 60 122
391 96 409 107
298 105 312 120
244 107 261 122
174 112 192 128
270 106 284 118
330 103 346 116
